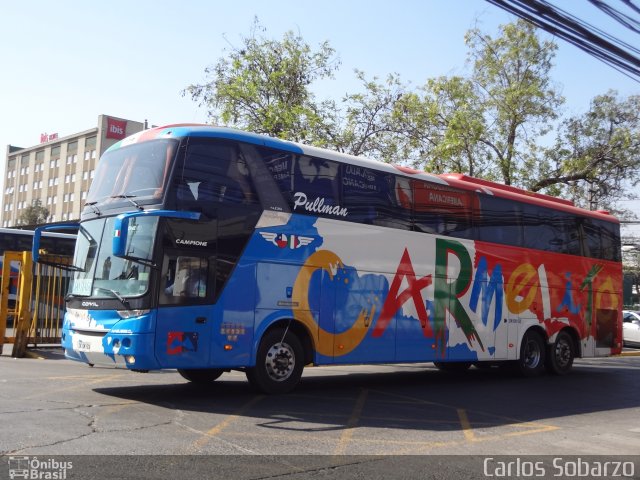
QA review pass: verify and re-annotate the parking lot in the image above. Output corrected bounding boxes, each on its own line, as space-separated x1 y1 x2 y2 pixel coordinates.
2 347 640 459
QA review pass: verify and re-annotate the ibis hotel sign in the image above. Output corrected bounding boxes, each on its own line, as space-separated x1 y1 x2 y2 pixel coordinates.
106 117 127 140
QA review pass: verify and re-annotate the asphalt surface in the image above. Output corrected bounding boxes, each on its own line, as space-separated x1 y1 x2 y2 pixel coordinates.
1 346 639 478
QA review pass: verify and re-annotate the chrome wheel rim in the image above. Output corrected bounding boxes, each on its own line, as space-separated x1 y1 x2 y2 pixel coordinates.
265 342 295 382
523 338 542 369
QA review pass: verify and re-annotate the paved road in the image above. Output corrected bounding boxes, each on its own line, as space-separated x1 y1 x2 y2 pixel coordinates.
2 348 640 459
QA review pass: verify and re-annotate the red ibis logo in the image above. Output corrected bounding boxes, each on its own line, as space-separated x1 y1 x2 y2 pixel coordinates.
106 118 127 140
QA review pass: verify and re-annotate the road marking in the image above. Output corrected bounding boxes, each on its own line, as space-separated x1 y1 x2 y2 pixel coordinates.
457 408 476 442
370 389 559 451
334 388 369 455
188 395 264 452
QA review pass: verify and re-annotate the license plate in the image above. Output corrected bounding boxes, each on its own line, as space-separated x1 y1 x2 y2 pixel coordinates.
75 339 93 352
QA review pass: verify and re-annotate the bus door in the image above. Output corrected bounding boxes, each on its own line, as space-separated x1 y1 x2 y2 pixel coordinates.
153 217 218 368
155 253 214 368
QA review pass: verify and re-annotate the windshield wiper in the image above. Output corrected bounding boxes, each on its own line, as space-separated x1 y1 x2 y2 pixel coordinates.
84 201 101 216
93 287 131 309
65 293 89 301
111 194 143 211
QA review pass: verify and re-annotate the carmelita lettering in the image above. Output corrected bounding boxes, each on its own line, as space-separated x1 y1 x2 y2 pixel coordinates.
176 239 208 247
293 192 348 217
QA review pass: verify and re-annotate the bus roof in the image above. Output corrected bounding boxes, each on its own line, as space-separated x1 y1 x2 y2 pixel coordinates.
109 124 618 224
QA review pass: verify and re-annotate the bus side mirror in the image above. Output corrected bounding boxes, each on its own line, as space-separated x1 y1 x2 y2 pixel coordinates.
33 223 79 264
112 210 201 259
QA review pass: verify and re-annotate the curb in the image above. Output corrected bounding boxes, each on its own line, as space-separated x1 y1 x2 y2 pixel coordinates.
617 351 640 357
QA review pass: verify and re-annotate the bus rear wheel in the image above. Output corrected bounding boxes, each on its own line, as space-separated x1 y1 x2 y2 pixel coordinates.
178 368 224 383
517 330 546 377
546 331 575 375
246 327 304 394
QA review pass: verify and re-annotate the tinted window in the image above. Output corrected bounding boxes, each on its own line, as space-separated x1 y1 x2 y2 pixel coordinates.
583 218 620 261
268 154 345 219
477 195 522 246
263 150 295 208
413 181 473 238
522 204 581 255
292 156 341 214
170 140 260 216
342 166 410 230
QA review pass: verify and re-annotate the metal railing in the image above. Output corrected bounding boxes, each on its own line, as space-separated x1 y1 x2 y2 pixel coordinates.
0 251 71 357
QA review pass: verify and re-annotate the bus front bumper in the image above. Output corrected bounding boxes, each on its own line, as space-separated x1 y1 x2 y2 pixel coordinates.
62 329 159 370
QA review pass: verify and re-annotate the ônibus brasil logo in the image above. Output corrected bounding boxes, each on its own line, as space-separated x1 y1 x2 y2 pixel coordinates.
7 456 72 479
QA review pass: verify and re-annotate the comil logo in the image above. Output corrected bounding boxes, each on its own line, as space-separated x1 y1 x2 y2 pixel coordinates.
106 118 127 140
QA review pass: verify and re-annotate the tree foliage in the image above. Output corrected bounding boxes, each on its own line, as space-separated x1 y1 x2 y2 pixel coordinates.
184 18 339 143
528 92 640 213
18 199 49 226
460 19 563 185
186 18 639 215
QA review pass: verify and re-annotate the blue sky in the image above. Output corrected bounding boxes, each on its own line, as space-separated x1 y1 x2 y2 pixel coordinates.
1 0 638 231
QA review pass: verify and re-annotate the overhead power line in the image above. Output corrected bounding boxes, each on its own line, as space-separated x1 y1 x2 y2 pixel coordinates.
485 0 640 82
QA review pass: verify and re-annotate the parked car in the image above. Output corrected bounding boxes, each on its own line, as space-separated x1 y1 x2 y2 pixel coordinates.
623 310 640 348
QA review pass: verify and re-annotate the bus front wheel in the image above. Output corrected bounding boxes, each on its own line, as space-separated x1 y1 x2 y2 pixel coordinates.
246 328 304 394
178 368 224 383
517 330 546 377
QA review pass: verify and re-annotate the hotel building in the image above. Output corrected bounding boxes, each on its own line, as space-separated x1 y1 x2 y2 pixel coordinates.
2 115 144 227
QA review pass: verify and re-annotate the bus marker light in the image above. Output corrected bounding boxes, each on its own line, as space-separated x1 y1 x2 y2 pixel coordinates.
125 355 135 364
509 343 514 348
224 345 233 351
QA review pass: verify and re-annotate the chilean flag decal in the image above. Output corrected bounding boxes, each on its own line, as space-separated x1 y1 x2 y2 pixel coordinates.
260 232 314 249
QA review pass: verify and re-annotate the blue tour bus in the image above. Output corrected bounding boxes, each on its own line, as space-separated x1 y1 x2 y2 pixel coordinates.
34 124 623 393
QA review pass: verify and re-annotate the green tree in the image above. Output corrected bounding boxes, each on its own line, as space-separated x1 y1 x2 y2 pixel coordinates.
463 19 563 186
18 199 49 226
185 19 639 214
183 18 339 143
528 92 640 213
378 20 562 181
391 76 491 176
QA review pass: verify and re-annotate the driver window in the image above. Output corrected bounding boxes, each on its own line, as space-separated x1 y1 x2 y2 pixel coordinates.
160 256 209 305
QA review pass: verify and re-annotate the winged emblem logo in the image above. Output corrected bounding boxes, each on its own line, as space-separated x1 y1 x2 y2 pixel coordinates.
259 232 314 249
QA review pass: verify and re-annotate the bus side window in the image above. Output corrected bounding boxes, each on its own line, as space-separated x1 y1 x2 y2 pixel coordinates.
160 256 209 304
477 194 523 247
171 140 259 215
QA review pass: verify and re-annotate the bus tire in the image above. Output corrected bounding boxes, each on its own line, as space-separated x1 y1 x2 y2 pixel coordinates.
178 368 224 383
517 330 546 377
545 331 575 375
246 328 304 394
433 361 472 372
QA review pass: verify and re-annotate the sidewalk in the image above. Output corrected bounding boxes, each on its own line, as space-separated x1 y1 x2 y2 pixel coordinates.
1 343 66 359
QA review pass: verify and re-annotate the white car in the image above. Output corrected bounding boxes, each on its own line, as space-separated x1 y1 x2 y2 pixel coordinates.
623 310 640 348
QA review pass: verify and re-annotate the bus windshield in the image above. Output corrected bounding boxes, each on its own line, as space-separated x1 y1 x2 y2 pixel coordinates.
85 139 178 208
69 216 158 299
